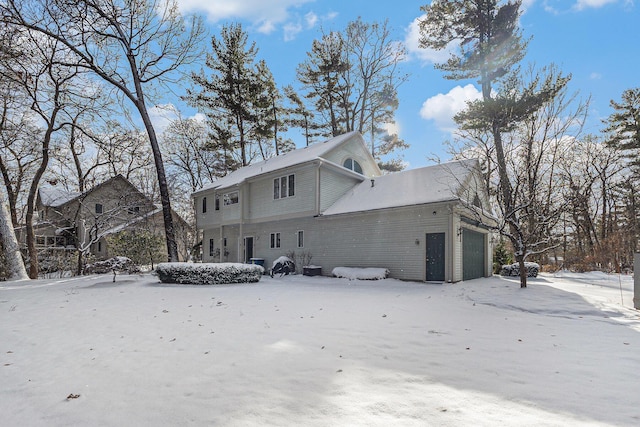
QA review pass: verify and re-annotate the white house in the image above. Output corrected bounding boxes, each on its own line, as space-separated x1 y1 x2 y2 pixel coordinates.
192 132 494 282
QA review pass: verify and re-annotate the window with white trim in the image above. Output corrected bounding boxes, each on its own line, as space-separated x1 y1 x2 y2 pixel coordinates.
273 174 295 199
270 232 281 249
202 197 207 213
297 230 304 248
223 191 239 205
209 238 214 256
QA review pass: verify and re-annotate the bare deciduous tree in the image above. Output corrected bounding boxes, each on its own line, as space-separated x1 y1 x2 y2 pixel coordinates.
2 0 206 262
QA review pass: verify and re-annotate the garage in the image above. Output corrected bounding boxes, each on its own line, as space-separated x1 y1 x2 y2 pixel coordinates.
462 228 486 280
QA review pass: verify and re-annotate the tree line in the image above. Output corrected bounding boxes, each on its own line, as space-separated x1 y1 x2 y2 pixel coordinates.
419 0 639 287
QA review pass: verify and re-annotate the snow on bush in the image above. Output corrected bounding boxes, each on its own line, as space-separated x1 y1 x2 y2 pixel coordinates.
84 256 141 275
500 262 540 278
271 256 295 277
156 262 264 285
332 267 390 280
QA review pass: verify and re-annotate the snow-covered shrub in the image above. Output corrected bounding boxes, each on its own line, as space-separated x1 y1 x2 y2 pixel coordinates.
332 267 390 280
500 262 540 278
156 262 264 285
37 249 78 277
271 256 295 277
84 256 141 275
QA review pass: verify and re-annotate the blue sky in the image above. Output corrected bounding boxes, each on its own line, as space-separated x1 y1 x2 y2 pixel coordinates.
162 0 639 169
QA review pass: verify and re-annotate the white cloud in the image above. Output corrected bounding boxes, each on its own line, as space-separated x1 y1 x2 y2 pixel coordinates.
404 15 456 65
148 104 179 135
148 104 205 135
573 0 618 10
420 84 483 132
590 72 603 80
283 22 303 42
382 121 400 137
304 11 318 28
175 0 314 34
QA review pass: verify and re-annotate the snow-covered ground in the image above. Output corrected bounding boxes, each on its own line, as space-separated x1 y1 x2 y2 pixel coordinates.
1 271 639 426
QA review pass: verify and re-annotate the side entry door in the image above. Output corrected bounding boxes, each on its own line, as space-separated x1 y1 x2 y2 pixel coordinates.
426 233 445 281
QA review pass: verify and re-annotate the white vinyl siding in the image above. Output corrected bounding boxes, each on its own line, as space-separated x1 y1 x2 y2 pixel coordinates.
247 166 316 220
232 203 460 282
319 169 361 212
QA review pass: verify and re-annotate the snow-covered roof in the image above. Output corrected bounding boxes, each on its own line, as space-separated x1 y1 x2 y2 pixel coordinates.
322 159 478 216
38 188 80 207
193 131 364 194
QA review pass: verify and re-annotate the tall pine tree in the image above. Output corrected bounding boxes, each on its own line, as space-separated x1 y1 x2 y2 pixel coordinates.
419 0 569 287
186 23 281 171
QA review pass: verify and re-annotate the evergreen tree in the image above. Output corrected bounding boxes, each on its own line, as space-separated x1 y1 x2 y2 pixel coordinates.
603 88 640 170
419 0 569 287
186 23 280 170
296 18 407 170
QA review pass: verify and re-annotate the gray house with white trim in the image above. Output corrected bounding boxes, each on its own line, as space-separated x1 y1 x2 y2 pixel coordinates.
192 131 494 282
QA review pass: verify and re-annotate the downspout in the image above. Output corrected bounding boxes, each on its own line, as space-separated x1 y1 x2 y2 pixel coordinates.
238 184 244 263
315 160 322 216
449 204 455 283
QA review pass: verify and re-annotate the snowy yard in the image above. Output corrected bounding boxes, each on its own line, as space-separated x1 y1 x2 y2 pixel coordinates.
1 271 639 426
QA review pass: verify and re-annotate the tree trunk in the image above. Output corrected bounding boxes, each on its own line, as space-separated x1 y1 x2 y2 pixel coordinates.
492 123 527 288
0 192 29 281
136 100 179 262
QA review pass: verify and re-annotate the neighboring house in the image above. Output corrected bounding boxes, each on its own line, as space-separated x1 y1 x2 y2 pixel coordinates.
192 131 495 282
30 174 188 261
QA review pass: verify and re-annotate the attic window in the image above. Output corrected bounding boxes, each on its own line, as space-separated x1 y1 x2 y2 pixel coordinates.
343 158 363 174
473 195 482 209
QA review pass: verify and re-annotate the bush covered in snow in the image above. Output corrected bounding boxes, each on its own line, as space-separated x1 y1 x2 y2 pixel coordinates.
156 262 264 285
271 256 295 277
332 267 390 280
500 262 540 278
84 256 141 275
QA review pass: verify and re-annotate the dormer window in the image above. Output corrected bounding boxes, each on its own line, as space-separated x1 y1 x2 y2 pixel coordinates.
343 158 363 174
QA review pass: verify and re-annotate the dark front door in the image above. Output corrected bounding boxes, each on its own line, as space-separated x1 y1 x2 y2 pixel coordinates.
244 237 254 263
426 233 445 281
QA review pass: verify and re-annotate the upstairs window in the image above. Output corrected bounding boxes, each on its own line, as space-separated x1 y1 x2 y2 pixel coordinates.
95 203 103 214
215 195 220 211
343 158 363 174
224 191 239 206
202 197 207 213
274 174 295 199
